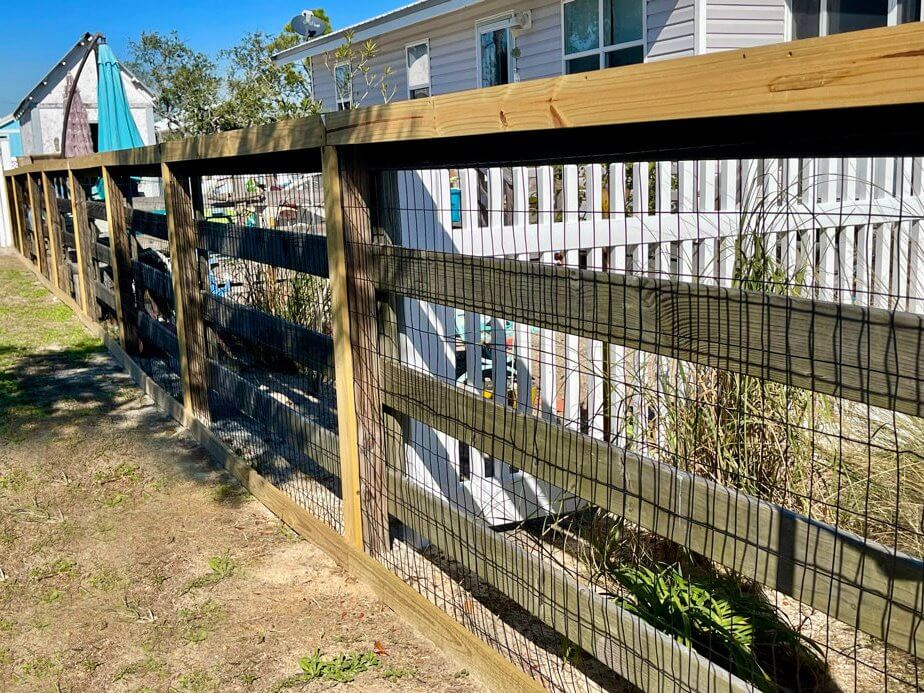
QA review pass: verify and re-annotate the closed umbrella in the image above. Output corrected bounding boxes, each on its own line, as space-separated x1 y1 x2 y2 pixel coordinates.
96 43 143 152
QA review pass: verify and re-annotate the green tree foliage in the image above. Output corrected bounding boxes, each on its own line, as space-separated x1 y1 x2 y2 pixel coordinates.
127 10 336 139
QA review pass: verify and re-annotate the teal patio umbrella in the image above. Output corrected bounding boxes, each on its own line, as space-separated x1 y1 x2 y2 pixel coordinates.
96 43 143 152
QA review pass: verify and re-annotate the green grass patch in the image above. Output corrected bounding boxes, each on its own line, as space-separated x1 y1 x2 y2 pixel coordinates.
181 553 237 595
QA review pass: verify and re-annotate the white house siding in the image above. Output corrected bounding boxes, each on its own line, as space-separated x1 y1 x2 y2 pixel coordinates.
312 0 692 111
705 0 786 52
647 0 696 61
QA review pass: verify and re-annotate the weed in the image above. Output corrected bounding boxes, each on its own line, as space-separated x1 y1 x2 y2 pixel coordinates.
94 462 140 485
181 553 237 594
177 600 224 644
30 557 77 581
175 670 218 692
104 492 127 508
291 649 380 685
382 666 415 681
19 654 58 679
453 669 470 679
210 482 246 504
87 568 126 592
81 658 102 673
113 652 166 682
0 647 11 667
0 469 29 492
39 587 64 603
0 617 14 632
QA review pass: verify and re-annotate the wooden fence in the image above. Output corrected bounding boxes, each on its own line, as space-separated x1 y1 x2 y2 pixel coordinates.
5 23 924 692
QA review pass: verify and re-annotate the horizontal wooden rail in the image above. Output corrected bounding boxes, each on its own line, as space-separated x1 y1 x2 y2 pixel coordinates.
382 360 924 655
94 239 111 265
134 261 174 304
198 221 329 278
131 210 168 240
202 293 333 375
209 361 340 477
137 312 180 360
373 247 924 419
95 281 115 309
387 468 752 692
62 229 76 249
5 24 924 178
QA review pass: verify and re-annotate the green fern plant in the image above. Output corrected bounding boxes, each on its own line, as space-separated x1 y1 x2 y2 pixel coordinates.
612 564 826 692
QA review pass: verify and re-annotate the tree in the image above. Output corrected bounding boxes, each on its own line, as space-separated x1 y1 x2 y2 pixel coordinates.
325 31 396 109
126 32 224 138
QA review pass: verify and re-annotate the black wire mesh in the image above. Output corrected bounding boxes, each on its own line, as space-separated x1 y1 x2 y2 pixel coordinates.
192 171 342 532
345 157 924 692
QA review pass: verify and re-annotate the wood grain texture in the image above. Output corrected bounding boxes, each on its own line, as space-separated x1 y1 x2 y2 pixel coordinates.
163 163 210 420
133 261 174 304
327 146 389 555
40 173 66 291
10 177 28 257
383 361 924 655
323 145 366 552
137 311 180 360
66 171 97 319
197 221 328 277
202 293 333 376
102 167 139 352
324 23 924 146
26 174 48 277
374 247 924 418
387 468 753 693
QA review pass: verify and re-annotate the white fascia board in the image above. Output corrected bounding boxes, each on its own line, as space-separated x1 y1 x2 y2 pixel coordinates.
273 0 485 66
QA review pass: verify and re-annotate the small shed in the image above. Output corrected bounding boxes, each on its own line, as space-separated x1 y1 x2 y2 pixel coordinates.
13 33 156 158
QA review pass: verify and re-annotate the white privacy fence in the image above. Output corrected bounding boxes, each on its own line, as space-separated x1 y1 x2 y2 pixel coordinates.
395 156 924 525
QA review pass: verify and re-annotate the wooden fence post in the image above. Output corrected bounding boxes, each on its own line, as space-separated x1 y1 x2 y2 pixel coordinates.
68 170 98 319
41 172 67 292
26 173 49 278
323 145 389 554
8 177 25 254
162 162 209 422
102 166 139 352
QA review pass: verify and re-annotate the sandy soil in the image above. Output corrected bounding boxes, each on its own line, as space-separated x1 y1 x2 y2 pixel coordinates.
0 253 482 693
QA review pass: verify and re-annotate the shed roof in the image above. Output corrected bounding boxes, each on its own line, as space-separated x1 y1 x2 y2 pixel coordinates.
14 33 155 119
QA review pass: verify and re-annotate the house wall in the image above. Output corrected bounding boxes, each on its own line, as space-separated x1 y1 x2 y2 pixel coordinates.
312 0 696 111
704 0 786 52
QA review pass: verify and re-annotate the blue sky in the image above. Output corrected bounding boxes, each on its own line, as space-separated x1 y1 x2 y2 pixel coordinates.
0 1 398 115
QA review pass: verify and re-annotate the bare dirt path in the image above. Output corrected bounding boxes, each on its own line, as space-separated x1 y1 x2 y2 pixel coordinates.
0 253 482 693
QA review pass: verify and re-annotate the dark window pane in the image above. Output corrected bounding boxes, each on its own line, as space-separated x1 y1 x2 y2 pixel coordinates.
409 87 430 99
480 28 509 87
901 0 921 22
566 54 601 74
605 45 644 68
605 0 644 46
827 0 888 34
792 0 821 39
564 0 600 54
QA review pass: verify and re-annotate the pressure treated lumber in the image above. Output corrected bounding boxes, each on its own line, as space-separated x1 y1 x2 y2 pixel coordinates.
382 360 924 656
26 174 48 277
373 247 924 418
40 173 66 291
387 468 752 693
197 220 328 277
102 167 139 352
67 170 97 318
163 163 210 420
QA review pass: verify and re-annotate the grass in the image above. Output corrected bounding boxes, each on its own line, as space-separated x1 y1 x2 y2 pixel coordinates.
181 553 237 595
30 558 77 581
277 649 380 688
176 600 224 644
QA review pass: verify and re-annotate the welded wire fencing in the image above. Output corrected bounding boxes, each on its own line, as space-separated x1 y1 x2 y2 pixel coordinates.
6 31 924 692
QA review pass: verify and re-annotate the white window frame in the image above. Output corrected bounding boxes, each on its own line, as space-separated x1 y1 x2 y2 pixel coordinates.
476 15 515 88
560 0 647 74
406 39 432 99
334 61 353 111
783 0 920 42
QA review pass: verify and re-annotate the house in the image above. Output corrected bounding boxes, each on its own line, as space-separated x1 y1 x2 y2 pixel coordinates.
275 0 923 112
0 115 23 171
13 33 156 158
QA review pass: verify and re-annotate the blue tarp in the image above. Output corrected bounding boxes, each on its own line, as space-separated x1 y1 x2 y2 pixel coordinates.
96 44 143 152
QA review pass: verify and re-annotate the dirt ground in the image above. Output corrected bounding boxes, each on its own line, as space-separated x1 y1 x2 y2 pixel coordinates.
0 252 483 692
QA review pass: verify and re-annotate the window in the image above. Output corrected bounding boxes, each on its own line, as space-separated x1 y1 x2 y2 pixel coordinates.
334 62 352 111
563 0 644 74
791 0 920 40
478 19 511 87
406 41 431 99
